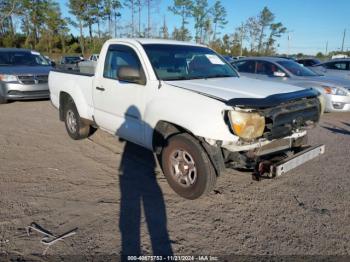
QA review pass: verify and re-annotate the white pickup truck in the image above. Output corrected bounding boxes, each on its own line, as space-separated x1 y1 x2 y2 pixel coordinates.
49 39 325 199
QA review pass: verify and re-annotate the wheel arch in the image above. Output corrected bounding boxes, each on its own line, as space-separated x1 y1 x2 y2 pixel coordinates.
152 120 193 154
152 120 225 177
59 91 72 121
58 90 91 122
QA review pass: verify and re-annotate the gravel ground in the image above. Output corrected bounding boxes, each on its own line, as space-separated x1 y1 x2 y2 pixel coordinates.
0 100 349 260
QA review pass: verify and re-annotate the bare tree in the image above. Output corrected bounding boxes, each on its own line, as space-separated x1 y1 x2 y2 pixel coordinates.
245 16 260 53
168 0 193 41
257 6 274 53
265 22 286 54
159 15 169 39
191 0 211 43
124 0 136 37
211 0 227 42
68 0 87 54
144 0 161 38
103 0 121 37
135 0 142 36
0 0 18 30
236 22 247 56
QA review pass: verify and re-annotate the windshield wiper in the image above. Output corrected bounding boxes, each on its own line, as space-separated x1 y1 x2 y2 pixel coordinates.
163 75 234 81
163 76 189 81
204 74 234 79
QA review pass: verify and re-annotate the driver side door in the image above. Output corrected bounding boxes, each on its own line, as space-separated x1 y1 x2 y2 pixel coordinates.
93 44 146 145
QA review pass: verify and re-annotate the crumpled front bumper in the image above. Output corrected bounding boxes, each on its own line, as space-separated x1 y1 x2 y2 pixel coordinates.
221 131 308 153
270 144 325 177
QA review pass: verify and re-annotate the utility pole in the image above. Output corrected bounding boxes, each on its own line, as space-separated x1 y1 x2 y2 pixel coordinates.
341 29 346 52
325 40 328 56
131 0 135 37
286 30 293 56
138 0 141 36
239 23 244 57
147 0 151 38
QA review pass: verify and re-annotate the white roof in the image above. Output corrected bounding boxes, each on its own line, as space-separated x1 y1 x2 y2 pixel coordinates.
107 38 205 47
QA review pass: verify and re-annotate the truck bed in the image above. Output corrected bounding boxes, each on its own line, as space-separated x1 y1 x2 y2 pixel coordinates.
49 69 94 121
51 68 94 77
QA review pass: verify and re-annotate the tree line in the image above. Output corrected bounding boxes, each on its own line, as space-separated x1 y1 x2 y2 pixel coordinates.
0 0 287 58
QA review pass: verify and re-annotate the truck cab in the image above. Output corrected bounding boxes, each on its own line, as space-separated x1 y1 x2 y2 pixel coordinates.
49 39 325 199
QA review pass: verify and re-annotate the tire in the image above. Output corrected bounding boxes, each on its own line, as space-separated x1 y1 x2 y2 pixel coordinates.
161 133 217 200
63 98 90 140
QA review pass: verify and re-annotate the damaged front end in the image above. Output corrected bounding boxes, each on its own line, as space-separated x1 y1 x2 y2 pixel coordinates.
220 88 325 178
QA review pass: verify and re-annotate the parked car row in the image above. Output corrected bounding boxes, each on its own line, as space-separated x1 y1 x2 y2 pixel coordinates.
231 57 350 112
311 59 350 80
0 49 102 104
2 46 350 114
0 48 53 103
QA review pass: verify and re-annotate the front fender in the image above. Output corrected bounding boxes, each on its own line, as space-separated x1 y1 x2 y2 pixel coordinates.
143 88 237 149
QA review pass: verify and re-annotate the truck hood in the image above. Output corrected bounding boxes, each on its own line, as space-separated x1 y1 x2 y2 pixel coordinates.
0 66 52 75
165 76 305 101
292 75 350 89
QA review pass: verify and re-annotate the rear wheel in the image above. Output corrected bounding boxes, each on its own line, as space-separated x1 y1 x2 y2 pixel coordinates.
63 99 90 140
161 133 217 199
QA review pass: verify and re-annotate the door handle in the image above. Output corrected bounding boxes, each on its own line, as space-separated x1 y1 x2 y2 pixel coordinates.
96 86 105 91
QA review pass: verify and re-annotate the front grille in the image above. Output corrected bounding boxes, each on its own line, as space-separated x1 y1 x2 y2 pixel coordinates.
263 98 320 140
17 75 48 85
7 90 49 96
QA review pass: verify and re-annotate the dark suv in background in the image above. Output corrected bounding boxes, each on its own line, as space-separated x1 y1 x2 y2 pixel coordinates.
0 48 53 104
296 58 321 67
57 55 83 71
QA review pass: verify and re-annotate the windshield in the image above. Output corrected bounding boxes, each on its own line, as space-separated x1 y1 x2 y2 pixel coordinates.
277 60 318 76
142 44 238 80
0 51 50 66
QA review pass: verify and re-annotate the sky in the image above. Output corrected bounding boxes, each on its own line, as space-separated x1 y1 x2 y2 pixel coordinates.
59 0 350 55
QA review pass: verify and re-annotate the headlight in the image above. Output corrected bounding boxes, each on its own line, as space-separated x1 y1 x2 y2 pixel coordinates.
228 110 265 141
0 74 17 82
322 85 348 96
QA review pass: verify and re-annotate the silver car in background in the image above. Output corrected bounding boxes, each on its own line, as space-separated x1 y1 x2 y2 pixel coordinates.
232 57 350 112
311 59 350 80
0 48 52 104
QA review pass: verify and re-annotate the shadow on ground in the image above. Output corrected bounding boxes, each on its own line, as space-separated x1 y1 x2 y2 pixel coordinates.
118 141 173 257
322 125 350 136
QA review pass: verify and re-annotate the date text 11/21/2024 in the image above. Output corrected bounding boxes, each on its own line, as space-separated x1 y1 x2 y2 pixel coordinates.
126 255 219 261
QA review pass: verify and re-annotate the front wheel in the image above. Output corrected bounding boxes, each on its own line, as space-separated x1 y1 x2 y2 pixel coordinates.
161 133 217 200
63 99 91 140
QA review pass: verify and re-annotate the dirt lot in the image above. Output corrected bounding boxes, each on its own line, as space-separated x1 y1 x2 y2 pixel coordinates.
0 100 350 260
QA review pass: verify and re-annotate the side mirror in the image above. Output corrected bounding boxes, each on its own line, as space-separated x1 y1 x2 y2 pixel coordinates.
50 61 56 67
273 71 286 77
117 66 145 85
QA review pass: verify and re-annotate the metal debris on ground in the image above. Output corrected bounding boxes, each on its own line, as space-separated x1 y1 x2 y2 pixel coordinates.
26 222 78 255
293 195 305 208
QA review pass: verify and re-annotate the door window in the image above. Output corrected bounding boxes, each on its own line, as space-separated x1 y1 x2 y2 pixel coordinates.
103 45 143 80
234 60 256 73
324 61 348 70
256 61 284 76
